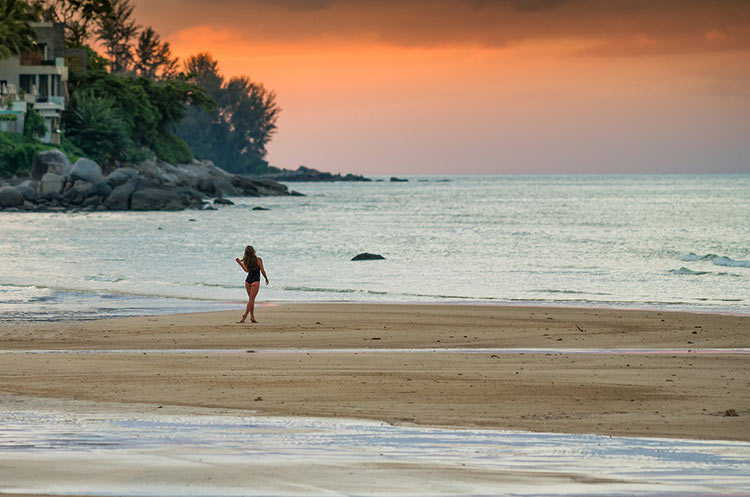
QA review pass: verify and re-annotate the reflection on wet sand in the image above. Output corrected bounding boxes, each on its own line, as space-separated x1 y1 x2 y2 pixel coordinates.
1 407 748 497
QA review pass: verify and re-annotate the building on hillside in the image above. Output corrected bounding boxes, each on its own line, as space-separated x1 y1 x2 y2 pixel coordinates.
0 22 70 144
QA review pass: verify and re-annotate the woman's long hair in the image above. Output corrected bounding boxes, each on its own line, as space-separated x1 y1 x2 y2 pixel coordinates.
242 245 258 272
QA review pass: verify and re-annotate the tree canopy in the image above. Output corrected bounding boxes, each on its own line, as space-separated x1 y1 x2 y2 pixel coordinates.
0 0 37 59
30 0 112 47
3 0 282 173
177 53 280 174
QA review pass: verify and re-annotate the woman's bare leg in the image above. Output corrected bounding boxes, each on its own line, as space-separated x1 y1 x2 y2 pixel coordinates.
248 282 260 322
239 282 254 323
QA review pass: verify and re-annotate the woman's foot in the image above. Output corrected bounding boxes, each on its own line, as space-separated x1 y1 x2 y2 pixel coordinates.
238 314 247 324
251 317 258 323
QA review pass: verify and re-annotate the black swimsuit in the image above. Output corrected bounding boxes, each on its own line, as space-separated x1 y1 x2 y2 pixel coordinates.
246 266 261 284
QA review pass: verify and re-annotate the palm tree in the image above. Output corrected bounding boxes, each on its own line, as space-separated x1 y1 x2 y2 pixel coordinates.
0 0 37 60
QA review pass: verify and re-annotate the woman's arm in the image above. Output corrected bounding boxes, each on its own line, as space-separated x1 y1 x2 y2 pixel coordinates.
235 258 247 272
259 258 269 285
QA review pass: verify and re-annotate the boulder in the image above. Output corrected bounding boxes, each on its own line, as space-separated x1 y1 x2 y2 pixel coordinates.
38 172 65 195
70 158 103 184
230 176 261 197
351 253 386 261
196 176 214 193
0 186 24 208
252 206 269 211
88 181 113 199
104 176 149 210
135 159 182 185
214 198 235 206
15 183 37 202
31 149 72 180
131 188 186 211
390 177 408 182
105 168 140 188
61 183 87 205
212 176 240 196
82 195 102 208
289 190 305 197
70 180 112 199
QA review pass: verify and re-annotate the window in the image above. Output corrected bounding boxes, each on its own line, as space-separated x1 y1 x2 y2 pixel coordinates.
20 74 34 94
39 75 49 97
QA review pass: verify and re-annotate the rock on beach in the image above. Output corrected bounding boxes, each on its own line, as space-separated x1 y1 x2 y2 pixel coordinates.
0 186 24 208
352 253 386 261
3 155 293 212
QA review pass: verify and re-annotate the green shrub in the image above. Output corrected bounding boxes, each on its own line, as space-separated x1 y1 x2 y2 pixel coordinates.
22 107 47 139
151 132 192 164
0 131 63 177
65 90 133 164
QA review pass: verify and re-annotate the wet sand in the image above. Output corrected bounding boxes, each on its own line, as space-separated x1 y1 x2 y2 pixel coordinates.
0 303 748 441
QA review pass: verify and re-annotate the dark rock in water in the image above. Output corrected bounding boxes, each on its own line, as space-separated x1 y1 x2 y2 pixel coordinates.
70 158 103 184
252 206 270 211
31 149 72 180
131 188 186 211
214 197 235 206
390 177 408 182
0 186 24 208
351 252 386 261
289 190 305 197
260 165 371 182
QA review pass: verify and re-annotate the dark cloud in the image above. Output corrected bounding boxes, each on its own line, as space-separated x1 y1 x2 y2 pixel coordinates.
137 0 750 55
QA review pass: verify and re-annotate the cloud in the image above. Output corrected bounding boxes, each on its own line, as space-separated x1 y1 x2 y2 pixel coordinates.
135 0 750 55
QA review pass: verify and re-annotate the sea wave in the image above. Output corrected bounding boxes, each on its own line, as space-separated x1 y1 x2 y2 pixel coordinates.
681 252 716 262
669 267 710 276
282 286 358 294
681 253 750 268
0 284 56 304
713 256 750 268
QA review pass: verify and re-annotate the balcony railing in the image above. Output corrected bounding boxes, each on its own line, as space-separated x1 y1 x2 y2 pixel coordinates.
20 51 43 66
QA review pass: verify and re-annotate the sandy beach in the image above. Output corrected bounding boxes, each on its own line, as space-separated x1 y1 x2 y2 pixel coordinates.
1 303 748 442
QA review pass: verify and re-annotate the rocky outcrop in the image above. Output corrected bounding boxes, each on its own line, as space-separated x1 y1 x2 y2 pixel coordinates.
39 172 65 195
30 149 73 180
390 177 408 182
259 165 370 182
105 167 139 187
70 158 103 184
0 186 24 208
2 156 293 212
351 253 386 261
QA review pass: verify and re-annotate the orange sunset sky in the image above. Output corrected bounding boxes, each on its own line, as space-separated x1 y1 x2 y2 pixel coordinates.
133 0 750 174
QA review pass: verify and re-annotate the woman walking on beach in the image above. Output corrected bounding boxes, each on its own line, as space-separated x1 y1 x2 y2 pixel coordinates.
236 245 269 323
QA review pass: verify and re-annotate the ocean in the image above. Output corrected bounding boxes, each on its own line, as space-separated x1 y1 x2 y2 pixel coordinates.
1 174 748 321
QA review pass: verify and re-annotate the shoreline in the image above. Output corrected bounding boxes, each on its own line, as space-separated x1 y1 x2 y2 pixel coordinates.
2 282 749 322
1 303 748 442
